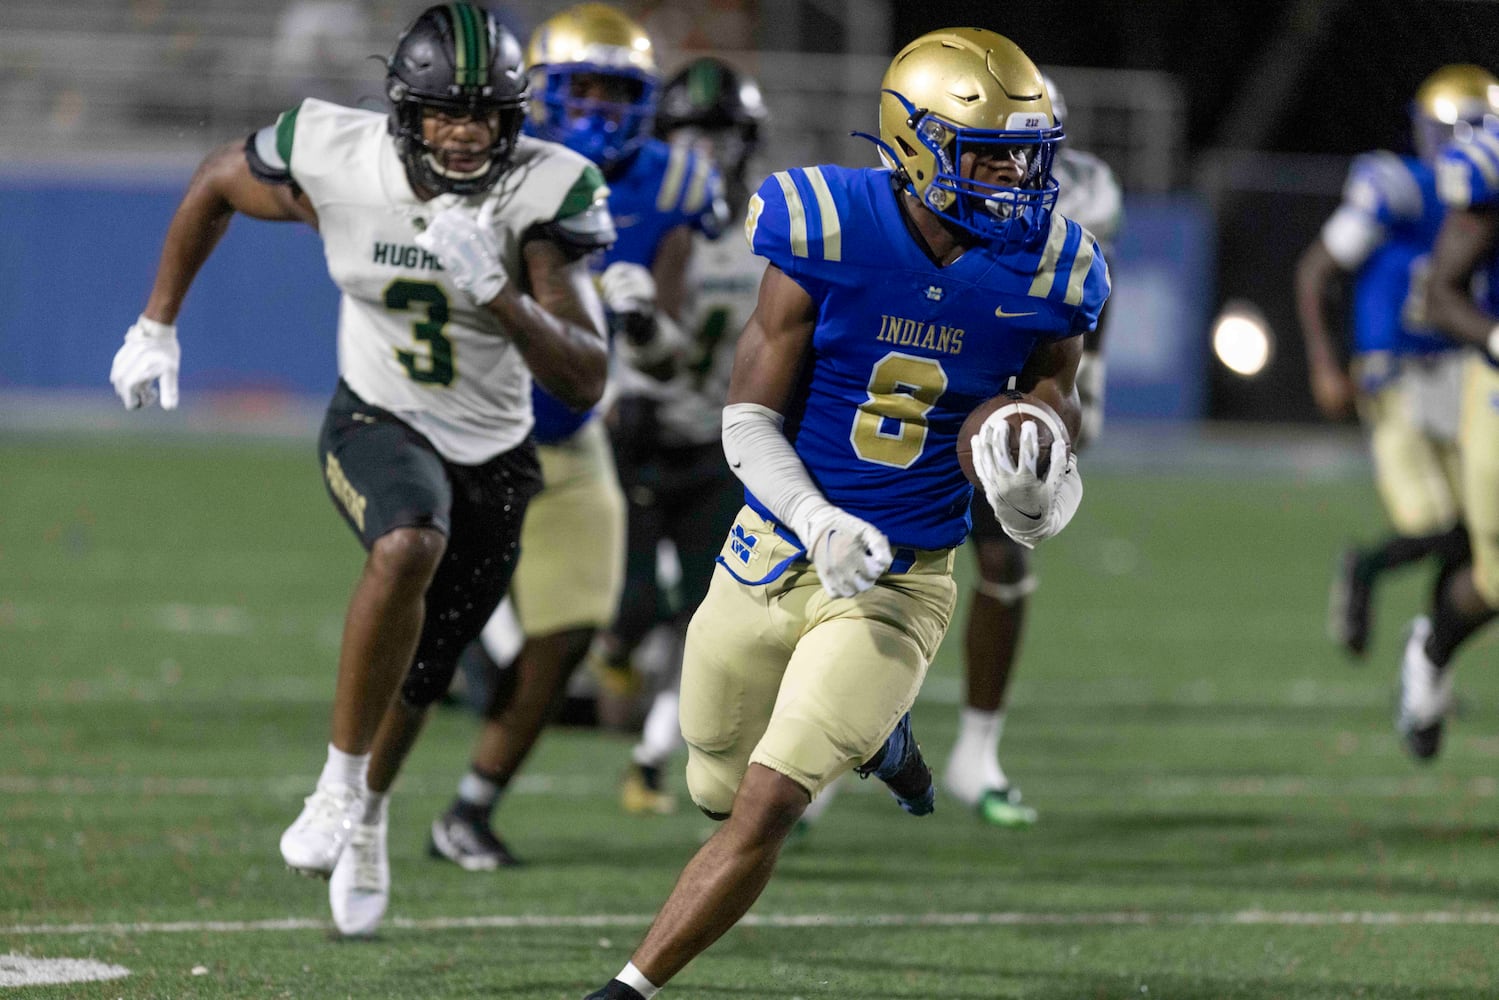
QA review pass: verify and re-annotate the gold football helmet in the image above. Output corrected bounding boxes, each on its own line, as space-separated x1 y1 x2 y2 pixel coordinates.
526 3 660 166
874 27 1062 246
1412 64 1499 161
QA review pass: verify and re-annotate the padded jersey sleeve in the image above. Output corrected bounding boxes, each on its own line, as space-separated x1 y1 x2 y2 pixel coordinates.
1436 127 1499 210
743 167 847 294
527 160 616 260
245 102 303 187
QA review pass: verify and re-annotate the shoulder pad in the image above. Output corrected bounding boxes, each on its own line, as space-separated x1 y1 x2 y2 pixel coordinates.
246 102 304 184
1344 151 1423 221
651 143 729 238
1436 128 1499 210
744 167 846 273
1026 213 1110 331
529 159 616 258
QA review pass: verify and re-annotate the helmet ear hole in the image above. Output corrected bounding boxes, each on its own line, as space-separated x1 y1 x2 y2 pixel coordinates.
895 136 916 158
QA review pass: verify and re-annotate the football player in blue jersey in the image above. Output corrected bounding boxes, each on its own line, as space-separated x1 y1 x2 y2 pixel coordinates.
583 27 1108 1000
1295 66 1492 661
1392 74 1499 760
586 57 772 817
426 3 727 870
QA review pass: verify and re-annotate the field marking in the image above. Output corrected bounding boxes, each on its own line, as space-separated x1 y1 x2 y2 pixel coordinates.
2 772 1495 800
8 910 1499 938
0 954 130 986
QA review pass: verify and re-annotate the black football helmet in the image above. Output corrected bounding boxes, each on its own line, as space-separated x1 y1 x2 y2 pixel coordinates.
654 57 767 217
386 3 528 195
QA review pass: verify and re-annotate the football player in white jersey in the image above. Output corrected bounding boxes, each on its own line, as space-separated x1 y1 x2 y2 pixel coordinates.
107 3 613 936
565 57 771 817
941 73 1122 828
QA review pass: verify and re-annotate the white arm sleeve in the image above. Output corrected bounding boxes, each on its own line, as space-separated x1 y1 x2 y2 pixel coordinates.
721 401 839 547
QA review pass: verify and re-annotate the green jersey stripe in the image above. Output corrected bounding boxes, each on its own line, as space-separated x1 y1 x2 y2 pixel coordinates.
557 163 608 219
275 104 301 165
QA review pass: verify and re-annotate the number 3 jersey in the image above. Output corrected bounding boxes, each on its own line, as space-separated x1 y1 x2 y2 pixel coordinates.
248 98 612 464
746 165 1110 551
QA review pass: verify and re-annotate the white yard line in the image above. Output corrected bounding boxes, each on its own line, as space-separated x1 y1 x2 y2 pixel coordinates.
2 772 1494 799
7 910 1499 938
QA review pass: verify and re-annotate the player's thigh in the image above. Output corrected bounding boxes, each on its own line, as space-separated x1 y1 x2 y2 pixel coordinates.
679 564 795 815
1460 359 1499 605
1363 383 1460 536
511 420 627 635
317 380 453 548
751 567 957 797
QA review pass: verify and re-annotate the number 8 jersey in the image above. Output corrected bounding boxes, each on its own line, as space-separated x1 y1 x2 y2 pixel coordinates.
745 165 1110 550
249 98 613 464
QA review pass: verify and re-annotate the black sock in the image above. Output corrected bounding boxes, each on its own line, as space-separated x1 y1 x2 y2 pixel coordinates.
637 763 663 791
1427 561 1498 667
1362 525 1466 577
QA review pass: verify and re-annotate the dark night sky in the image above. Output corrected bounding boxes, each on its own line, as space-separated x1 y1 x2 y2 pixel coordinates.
892 0 1499 157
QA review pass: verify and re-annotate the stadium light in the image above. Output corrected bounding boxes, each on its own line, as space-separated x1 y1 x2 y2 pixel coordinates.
1212 300 1273 377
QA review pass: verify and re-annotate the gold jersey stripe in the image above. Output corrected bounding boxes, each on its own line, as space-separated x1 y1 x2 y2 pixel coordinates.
1028 213 1070 298
656 145 689 213
773 171 810 258
804 167 842 262
683 155 713 214
1064 230 1096 306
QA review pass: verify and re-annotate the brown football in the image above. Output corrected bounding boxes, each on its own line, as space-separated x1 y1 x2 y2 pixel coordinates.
956 390 1064 486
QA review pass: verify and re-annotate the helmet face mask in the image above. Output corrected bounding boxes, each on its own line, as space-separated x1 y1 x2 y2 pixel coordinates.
875 28 1063 249
386 3 528 196
525 3 661 168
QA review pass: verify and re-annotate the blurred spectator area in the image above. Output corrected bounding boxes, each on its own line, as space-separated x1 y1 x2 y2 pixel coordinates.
0 0 1185 193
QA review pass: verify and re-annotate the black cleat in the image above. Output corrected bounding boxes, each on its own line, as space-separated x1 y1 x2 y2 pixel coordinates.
1328 547 1373 658
855 712 935 816
428 803 523 871
584 981 646 1000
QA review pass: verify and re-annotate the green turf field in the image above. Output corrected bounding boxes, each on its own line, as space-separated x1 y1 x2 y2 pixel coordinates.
3 432 1496 999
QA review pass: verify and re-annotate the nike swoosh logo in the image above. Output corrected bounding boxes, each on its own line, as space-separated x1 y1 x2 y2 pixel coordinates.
999 496 1044 521
995 307 1038 319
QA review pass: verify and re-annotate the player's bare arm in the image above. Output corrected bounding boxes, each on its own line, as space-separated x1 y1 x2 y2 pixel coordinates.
143 141 315 325
1293 239 1358 418
1427 207 1499 345
1015 333 1084 443
490 237 608 411
725 264 817 412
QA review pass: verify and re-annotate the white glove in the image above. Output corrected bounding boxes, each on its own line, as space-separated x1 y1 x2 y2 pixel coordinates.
600 261 656 315
413 200 508 305
109 315 181 410
800 506 893 599
1076 352 1105 449
971 414 1081 549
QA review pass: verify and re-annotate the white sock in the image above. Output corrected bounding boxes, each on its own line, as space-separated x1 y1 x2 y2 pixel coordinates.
951 708 1007 791
318 744 369 791
617 961 660 998
458 769 502 809
632 689 683 768
360 790 388 826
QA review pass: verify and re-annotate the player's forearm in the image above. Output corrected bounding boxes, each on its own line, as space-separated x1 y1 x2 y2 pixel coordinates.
1429 278 1497 349
142 181 236 324
486 290 607 410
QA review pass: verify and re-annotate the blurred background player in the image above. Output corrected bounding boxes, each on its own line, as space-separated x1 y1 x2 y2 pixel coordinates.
585 26 1107 1000
1394 72 1499 761
426 2 725 868
1294 66 1489 660
107 2 612 936
941 73 1122 828
587 56 769 817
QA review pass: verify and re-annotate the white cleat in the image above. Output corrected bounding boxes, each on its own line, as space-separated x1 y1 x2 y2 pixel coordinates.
279 781 362 878
329 814 389 937
1396 616 1452 762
